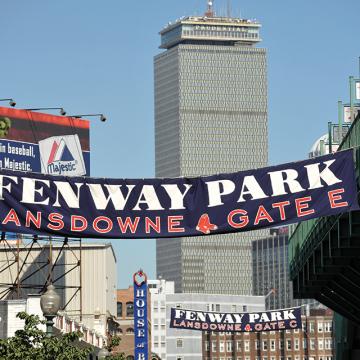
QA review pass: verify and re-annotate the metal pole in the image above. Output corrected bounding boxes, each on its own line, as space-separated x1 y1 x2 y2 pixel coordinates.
338 101 343 142
350 76 355 121
45 315 55 337
328 122 332 153
80 238 83 322
16 236 20 299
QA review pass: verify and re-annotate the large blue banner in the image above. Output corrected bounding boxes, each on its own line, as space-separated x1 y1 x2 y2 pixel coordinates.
170 307 302 333
0 150 357 238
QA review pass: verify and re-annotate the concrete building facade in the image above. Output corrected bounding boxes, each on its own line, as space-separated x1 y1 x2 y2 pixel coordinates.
148 279 175 360
0 241 117 336
155 11 269 295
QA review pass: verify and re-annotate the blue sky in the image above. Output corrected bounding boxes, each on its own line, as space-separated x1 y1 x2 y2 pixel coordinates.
2 0 360 288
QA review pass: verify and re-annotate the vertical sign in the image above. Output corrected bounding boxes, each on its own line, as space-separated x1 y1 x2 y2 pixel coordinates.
356 81 360 101
133 270 148 360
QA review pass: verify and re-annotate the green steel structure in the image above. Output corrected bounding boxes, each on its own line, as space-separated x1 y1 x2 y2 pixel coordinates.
289 112 360 359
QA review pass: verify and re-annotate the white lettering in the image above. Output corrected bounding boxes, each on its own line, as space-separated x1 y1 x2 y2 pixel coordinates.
304 159 342 189
21 178 50 205
238 175 268 202
269 169 305 196
86 184 135 210
161 184 192 209
133 185 164 211
206 180 235 207
0 175 17 200
53 182 83 208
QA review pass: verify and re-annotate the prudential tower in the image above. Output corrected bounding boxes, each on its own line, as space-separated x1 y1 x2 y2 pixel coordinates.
155 1 268 295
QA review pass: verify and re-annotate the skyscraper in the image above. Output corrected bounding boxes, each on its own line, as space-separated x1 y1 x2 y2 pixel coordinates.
155 3 268 295
252 227 324 311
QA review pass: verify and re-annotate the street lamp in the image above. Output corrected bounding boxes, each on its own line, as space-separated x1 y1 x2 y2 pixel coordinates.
25 107 67 115
40 284 61 337
0 98 16 107
68 113 107 122
97 345 110 359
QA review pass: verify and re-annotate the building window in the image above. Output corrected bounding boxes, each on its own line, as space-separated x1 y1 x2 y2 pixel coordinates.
219 341 225 352
263 340 268 351
309 322 315 333
212 342 217 352
116 302 123 317
126 302 134 317
294 338 299 350
318 339 324 350
286 339 292 350
126 328 134 334
244 340 250 352
270 339 276 351
255 339 260 350
318 322 323 332
176 338 183 348
205 341 210 351
325 338 332 349
325 321 332 332
310 338 316 350
236 341 242 351
226 341 232 352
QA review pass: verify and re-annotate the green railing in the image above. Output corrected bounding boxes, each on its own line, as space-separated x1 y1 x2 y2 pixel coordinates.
288 113 360 267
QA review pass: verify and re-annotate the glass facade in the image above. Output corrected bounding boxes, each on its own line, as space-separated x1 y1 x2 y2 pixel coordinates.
252 230 321 310
155 17 268 295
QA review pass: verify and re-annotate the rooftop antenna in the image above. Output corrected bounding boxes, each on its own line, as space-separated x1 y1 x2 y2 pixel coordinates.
205 0 214 17
227 0 232 17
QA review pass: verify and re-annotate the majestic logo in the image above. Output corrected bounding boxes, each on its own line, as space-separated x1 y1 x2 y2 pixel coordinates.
39 135 86 176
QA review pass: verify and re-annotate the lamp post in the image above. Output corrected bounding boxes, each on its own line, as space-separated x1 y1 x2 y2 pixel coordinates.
25 107 66 115
0 98 16 107
68 113 107 122
40 284 61 337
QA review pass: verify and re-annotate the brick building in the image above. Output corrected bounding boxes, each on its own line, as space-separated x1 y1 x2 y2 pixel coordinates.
113 287 151 359
202 309 334 360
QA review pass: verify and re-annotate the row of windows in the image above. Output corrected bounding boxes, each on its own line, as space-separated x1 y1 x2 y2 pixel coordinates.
201 356 333 360
204 338 333 352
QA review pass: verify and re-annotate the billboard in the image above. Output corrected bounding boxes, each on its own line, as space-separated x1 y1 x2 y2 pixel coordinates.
0 106 90 176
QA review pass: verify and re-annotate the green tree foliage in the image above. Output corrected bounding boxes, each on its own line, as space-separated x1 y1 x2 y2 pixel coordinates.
0 312 93 360
105 335 125 360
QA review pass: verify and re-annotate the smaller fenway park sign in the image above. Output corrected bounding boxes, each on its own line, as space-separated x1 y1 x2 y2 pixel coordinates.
170 307 302 333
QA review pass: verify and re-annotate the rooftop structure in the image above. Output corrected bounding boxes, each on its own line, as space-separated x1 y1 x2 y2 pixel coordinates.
159 15 261 49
